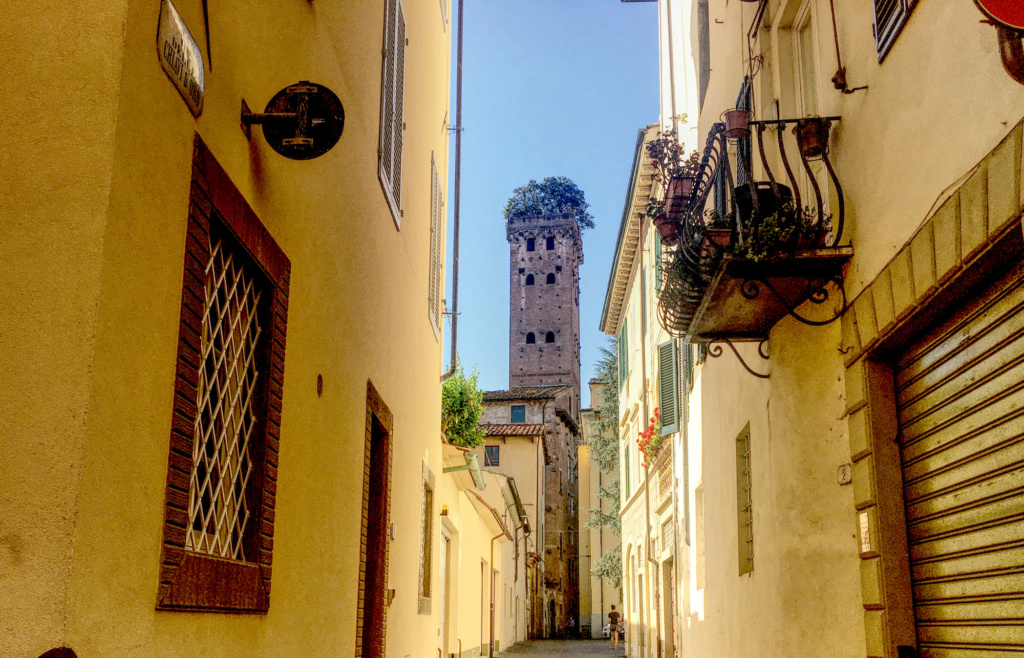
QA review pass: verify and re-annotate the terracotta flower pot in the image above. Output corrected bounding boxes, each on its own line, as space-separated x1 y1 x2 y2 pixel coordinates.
706 227 732 248
652 214 680 246
665 176 695 218
723 108 751 139
795 118 830 159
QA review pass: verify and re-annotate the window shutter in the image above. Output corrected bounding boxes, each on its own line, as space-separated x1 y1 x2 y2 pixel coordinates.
624 445 631 498
873 0 913 62
654 236 662 295
379 0 406 223
618 321 629 390
659 339 679 435
428 155 442 330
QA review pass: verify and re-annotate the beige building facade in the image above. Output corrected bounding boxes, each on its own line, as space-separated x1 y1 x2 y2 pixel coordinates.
645 0 1024 657
579 382 624 640
1 0 453 656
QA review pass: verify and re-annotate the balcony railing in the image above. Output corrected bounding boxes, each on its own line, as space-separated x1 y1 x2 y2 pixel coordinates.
657 116 853 344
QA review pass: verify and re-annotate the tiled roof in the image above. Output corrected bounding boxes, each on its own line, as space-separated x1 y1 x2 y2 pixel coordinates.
480 423 545 437
482 385 570 402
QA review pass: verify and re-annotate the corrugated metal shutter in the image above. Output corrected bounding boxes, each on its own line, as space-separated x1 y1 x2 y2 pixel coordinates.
895 263 1024 654
659 340 679 435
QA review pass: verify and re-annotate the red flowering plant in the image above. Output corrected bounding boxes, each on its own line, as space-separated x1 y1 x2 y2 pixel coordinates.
636 408 663 468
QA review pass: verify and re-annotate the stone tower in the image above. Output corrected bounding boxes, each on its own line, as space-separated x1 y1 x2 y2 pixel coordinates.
506 212 583 416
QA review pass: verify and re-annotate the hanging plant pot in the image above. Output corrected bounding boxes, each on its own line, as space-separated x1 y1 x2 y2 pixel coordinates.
665 176 696 218
706 227 732 248
723 108 751 139
794 118 830 159
652 214 681 246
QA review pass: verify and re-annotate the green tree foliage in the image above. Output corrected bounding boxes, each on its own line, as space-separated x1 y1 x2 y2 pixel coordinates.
585 338 622 586
441 363 485 448
590 544 622 589
503 176 595 231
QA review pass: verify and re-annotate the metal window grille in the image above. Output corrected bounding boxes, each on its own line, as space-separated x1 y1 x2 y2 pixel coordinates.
187 236 264 561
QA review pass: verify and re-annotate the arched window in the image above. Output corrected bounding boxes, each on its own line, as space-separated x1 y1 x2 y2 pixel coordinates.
546 273 556 284
526 332 536 344
526 237 535 251
525 274 535 286
545 331 555 343
546 236 555 250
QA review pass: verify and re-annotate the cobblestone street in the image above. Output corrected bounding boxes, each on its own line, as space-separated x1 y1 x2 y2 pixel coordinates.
500 639 625 656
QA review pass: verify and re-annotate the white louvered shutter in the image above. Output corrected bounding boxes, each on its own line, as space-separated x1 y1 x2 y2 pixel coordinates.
379 0 406 223
428 155 443 330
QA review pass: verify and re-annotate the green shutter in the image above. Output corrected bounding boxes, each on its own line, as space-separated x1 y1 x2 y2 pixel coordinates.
641 274 647 327
618 320 629 390
659 339 679 435
655 236 662 296
624 444 631 498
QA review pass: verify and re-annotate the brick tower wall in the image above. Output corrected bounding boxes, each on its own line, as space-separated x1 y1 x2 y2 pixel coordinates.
507 213 582 417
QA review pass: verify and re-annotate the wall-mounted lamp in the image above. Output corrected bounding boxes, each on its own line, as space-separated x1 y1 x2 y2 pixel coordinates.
440 505 449 517
241 81 345 159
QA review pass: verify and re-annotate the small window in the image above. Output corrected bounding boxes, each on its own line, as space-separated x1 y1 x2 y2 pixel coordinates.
526 274 535 286
873 0 914 62
511 405 526 423
546 273 556 284
546 236 554 250
485 445 500 467
526 332 536 344
526 238 535 251
545 332 555 344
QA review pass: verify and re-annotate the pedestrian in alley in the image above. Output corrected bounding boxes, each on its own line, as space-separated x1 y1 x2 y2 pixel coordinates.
608 605 621 650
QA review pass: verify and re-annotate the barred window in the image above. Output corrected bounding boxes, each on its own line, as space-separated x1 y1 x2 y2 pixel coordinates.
158 135 290 613
187 232 265 560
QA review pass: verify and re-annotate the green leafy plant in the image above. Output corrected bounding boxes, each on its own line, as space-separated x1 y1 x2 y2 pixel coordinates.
590 543 622 589
646 129 701 183
645 197 666 219
503 176 594 231
441 363 485 448
703 208 734 229
733 204 832 262
584 338 622 587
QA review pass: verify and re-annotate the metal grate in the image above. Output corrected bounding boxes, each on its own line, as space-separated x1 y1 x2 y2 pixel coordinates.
187 236 264 561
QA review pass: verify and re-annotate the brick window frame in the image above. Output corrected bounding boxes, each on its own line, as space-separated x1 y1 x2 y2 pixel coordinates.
157 134 290 613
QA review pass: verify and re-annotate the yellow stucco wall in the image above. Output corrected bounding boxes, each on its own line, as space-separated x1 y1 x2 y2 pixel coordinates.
1 0 451 655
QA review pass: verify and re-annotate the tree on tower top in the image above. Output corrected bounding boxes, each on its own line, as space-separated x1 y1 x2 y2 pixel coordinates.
503 176 594 232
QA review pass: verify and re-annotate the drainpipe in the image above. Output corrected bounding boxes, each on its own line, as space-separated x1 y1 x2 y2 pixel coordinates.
441 0 465 382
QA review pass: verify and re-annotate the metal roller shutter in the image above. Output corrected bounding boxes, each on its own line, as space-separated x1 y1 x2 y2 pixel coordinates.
895 262 1024 656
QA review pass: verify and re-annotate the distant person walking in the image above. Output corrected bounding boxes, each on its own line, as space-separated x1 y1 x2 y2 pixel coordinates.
608 605 621 650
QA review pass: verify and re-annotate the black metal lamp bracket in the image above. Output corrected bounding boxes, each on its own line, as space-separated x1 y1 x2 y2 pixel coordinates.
707 339 770 379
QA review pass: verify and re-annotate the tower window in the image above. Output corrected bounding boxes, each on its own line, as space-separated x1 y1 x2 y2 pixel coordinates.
526 332 536 344
526 238 535 251
546 273 556 284
545 332 555 343
525 274 535 286
546 236 554 250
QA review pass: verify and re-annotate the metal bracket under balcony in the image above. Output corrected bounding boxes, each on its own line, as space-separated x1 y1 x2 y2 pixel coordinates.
688 247 853 342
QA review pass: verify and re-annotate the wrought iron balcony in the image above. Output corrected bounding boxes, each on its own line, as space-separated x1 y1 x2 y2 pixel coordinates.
657 116 853 345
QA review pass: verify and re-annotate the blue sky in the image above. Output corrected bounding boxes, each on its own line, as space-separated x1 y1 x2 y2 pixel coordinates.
444 0 659 408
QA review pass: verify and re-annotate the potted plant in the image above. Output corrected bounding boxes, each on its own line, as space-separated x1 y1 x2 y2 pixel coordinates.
647 130 701 218
703 209 734 248
733 204 832 262
646 197 680 245
794 118 830 159
723 108 751 139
